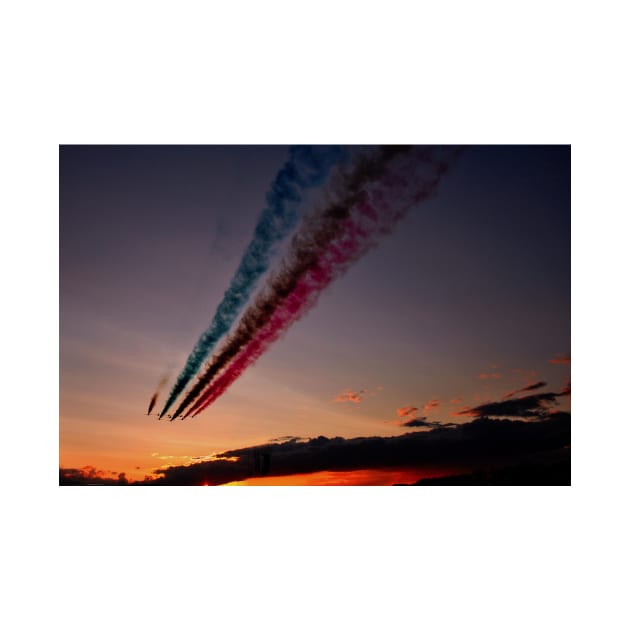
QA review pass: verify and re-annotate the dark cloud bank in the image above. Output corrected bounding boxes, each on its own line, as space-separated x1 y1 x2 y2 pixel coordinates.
402 447 570 485
456 387 570 420
61 410 570 485
59 466 130 485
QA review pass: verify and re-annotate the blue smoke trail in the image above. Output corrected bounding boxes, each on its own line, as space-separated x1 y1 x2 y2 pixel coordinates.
159 145 347 417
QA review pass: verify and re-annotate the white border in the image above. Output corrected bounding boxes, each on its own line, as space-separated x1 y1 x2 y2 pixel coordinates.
3 2 628 629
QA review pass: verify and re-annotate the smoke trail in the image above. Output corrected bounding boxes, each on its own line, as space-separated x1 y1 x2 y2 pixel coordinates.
147 374 169 415
169 147 413 419
187 147 460 416
178 147 461 418
158 146 347 418
147 393 159 416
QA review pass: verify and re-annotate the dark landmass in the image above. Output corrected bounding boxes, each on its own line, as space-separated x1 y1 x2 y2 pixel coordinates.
398 449 570 485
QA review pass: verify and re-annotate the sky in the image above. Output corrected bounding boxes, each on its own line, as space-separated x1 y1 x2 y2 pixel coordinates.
59 145 570 484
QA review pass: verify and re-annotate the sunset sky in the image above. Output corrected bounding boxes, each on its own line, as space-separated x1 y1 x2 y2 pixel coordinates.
59 145 570 484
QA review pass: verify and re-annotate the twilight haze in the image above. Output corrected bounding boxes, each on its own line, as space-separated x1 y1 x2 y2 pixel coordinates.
59 145 570 485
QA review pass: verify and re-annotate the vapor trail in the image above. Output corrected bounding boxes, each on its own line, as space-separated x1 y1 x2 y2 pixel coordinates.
147 393 159 416
158 146 347 418
178 147 461 418
147 374 169 415
169 146 412 419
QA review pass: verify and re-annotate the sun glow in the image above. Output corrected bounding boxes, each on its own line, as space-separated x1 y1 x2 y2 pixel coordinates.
222 467 456 486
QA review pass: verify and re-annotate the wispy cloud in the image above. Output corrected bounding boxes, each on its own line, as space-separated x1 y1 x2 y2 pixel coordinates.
151 452 193 461
397 405 419 417
334 389 367 404
549 353 571 365
334 386 383 404
479 372 501 380
504 381 547 399
423 399 440 412
400 417 457 429
268 436 304 444
512 369 538 380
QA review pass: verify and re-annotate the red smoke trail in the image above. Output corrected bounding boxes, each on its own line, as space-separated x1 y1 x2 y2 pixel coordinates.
185 148 460 416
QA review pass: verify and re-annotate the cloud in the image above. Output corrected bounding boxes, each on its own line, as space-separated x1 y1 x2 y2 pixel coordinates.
455 391 562 419
334 387 383 404
549 353 571 365
397 406 419 417
423 399 440 412
150 452 192 461
401 417 457 429
59 466 129 485
504 381 547 398
268 436 303 444
513 368 537 377
141 414 570 485
479 372 501 380
449 398 462 404
334 389 367 404
400 416 429 427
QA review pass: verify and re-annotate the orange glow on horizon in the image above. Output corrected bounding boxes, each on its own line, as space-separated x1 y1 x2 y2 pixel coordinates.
222 467 458 486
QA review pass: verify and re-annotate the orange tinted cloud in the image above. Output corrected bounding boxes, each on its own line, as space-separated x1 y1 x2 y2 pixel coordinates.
397 405 419 417
334 386 384 403
512 369 538 381
450 397 462 404
479 372 501 380
423 399 440 412
333 389 366 403
549 353 571 365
